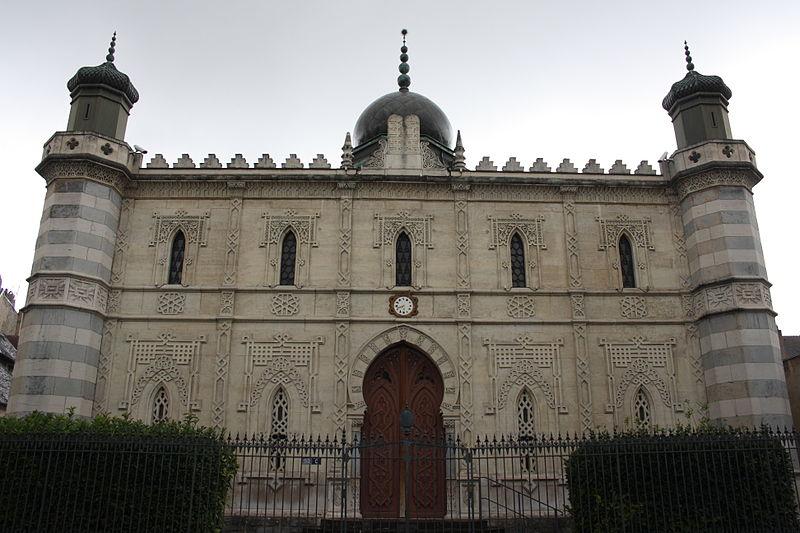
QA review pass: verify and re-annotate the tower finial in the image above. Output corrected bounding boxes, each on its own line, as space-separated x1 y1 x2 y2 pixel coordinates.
684 40 694 72
106 31 117 63
398 29 411 92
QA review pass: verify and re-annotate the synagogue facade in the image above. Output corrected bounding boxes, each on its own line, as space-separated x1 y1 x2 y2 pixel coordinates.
8 34 792 441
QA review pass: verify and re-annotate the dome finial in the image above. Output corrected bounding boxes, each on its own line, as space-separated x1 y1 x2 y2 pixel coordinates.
398 29 411 92
106 31 117 63
684 40 694 72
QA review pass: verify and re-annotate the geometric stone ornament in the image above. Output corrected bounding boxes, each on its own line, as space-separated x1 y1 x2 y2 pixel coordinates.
476 156 497 171
270 293 299 316
260 210 319 288
373 211 434 289
620 296 647 319
507 296 535 318
488 214 546 290
157 292 185 315
609 160 630 174
582 159 603 173
150 210 210 286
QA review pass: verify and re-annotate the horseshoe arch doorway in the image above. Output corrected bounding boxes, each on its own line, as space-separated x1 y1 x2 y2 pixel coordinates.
359 342 446 519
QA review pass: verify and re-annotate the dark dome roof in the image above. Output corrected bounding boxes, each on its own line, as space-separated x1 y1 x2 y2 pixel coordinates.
354 90 454 148
662 70 731 111
67 61 139 104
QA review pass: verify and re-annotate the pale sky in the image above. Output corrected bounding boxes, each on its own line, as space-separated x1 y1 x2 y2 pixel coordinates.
1 0 798 332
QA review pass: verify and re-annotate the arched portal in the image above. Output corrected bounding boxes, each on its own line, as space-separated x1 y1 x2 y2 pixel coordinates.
360 342 446 519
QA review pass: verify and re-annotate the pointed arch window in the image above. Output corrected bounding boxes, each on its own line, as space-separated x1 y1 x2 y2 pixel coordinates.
619 234 636 288
395 231 412 286
510 233 526 288
517 389 536 472
279 231 297 286
152 385 169 423
168 231 186 285
633 387 652 426
270 387 289 470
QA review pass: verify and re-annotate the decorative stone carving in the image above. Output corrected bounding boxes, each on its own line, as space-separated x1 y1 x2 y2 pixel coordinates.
150 210 210 286
561 188 582 288
573 323 592 433
200 154 222 168
529 158 551 172
453 199 471 289
452 130 466 171
599 336 679 424
484 335 566 418
271 293 299 316
110 198 133 285
635 160 656 175
174 154 195 168
219 291 234 316
335 292 350 317
93 319 117 416
337 195 353 286
421 141 446 169
690 280 772 319
488 214 546 290
507 296 535 318
457 323 474 442
556 159 578 173
310 154 331 169
582 159 604 174
475 156 497 171
212 320 232 428
348 326 458 413
147 154 169 168
570 294 585 319
673 169 760 200
597 215 654 290
157 292 185 315
27 276 108 314
255 154 276 168
373 212 434 289
341 133 354 169
282 154 303 168
456 293 471 319
609 160 630 174
107 290 121 314
37 159 129 193
361 139 387 169
502 157 524 171
620 296 647 319
240 333 324 410
124 333 206 414
227 154 248 168
261 210 319 288
222 198 243 286
333 323 349 432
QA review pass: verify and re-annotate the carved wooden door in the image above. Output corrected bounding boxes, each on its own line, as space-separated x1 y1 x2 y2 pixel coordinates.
361 344 446 519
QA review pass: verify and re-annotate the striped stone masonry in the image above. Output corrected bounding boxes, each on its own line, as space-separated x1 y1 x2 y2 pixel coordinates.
670 145 792 427
9 135 128 417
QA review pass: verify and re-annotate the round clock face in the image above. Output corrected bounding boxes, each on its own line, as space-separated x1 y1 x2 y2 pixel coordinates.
392 296 415 317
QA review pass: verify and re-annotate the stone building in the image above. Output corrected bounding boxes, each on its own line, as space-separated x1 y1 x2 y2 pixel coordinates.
781 334 800 429
7 34 792 439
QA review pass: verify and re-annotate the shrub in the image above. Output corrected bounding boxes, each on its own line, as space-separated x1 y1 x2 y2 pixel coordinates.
0 412 237 532
565 427 800 532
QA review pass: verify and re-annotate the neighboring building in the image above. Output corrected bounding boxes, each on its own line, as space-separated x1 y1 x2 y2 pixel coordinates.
0 278 19 337
0 335 16 415
781 334 800 429
7 34 792 439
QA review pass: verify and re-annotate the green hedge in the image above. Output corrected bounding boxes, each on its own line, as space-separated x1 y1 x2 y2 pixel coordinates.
565 427 800 532
0 412 237 532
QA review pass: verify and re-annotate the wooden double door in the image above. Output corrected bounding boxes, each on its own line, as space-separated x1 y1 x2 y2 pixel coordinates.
360 344 446 519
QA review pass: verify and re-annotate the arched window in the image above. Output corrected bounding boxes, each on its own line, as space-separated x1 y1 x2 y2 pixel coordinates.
395 232 412 286
517 389 536 472
279 231 297 286
270 388 289 470
168 231 186 285
152 385 169 423
510 233 526 288
633 387 651 426
619 234 636 288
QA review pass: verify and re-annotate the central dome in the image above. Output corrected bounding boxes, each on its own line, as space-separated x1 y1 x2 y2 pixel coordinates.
353 90 454 148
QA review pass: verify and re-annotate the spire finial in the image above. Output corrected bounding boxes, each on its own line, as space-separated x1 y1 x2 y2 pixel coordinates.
684 40 694 72
106 31 117 63
398 29 411 92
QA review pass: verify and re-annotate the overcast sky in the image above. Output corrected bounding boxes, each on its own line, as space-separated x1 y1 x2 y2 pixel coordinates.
1 0 798 332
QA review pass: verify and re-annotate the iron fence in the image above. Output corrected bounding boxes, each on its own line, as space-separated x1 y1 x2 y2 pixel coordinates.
224 430 800 532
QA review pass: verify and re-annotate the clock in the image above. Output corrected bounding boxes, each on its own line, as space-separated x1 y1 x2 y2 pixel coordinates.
389 293 418 318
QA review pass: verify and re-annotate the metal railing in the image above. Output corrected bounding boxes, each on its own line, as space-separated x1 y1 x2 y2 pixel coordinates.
224 430 800 532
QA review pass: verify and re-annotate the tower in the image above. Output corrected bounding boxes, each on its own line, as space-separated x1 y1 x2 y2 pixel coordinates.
663 43 791 427
7 34 138 417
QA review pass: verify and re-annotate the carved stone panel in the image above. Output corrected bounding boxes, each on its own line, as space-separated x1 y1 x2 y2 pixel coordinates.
488 214 546 290
597 215 654 290
373 212 434 289
150 210 210 286
261 210 319 288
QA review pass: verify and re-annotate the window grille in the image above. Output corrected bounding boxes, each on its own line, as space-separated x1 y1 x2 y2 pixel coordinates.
152 386 169 423
634 387 652 426
279 231 297 286
619 234 636 288
168 231 185 285
270 388 289 470
518 389 536 472
510 233 526 288
395 232 412 286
